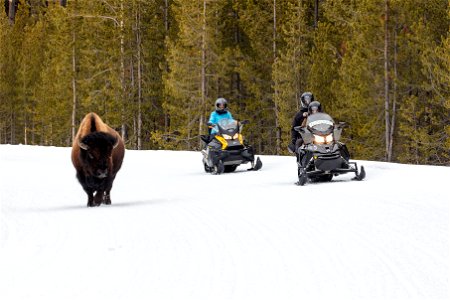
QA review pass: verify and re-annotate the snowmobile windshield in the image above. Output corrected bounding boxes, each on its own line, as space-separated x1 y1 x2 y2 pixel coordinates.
217 119 238 134
306 113 335 135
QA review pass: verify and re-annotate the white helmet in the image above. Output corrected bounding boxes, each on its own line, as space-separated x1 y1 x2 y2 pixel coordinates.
215 98 228 112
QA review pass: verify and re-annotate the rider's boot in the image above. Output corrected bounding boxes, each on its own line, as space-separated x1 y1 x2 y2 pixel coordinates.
296 166 307 186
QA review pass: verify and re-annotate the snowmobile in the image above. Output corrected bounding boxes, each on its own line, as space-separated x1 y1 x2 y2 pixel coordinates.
294 112 365 186
201 119 262 174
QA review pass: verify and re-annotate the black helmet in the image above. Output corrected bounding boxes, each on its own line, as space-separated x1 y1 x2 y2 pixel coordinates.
215 97 228 113
308 101 322 114
300 92 314 109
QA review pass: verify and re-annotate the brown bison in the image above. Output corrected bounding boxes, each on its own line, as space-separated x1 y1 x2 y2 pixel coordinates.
71 112 125 207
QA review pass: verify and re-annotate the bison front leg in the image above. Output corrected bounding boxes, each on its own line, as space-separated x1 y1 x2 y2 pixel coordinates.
82 187 95 207
102 177 114 205
77 172 96 207
93 190 104 206
86 191 95 207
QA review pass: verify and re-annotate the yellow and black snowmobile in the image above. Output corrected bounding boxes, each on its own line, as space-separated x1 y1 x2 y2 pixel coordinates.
201 119 262 174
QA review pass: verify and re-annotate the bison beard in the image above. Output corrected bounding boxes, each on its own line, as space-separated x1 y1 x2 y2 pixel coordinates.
72 113 125 207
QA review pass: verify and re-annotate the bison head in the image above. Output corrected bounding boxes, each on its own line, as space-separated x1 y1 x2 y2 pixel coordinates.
78 132 119 179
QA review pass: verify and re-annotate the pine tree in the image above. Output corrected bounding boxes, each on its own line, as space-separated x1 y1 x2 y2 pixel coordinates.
396 0 449 165
0 8 27 144
162 0 223 150
132 0 168 150
272 0 312 154
33 3 73 145
310 0 356 115
331 0 390 160
232 0 282 154
17 16 48 145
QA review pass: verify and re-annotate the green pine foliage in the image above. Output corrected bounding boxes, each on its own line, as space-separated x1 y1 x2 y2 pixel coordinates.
233 0 279 154
161 0 223 150
273 0 312 154
0 8 34 144
395 0 449 165
331 0 387 160
34 4 73 146
311 0 357 115
0 0 448 165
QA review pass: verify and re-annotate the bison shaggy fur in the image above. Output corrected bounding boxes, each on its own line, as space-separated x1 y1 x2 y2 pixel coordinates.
71 112 125 207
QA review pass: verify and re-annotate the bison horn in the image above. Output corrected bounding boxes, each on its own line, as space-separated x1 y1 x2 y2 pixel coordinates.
78 139 89 150
113 136 120 149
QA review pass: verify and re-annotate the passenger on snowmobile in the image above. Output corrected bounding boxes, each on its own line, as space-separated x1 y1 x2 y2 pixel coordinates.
307 100 322 115
295 100 324 164
288 92 314 154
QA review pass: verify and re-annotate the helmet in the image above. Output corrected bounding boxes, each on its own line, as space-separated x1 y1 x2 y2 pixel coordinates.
215 97 228 113
300 92 314 109
308 101 322 114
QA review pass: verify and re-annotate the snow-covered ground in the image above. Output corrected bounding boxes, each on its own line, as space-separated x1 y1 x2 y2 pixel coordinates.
1 144 449 300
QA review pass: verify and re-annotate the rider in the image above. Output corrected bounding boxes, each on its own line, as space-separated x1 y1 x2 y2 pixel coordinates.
296 100 323 181
307 100 322 116
288 92 314 154
204 98 234 173
208 97 233 136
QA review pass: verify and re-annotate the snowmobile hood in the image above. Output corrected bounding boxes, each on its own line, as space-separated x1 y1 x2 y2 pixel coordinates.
306 113 335 135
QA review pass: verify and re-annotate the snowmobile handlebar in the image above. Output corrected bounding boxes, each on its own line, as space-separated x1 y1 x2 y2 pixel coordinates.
336 122 347 129
294 126 305 133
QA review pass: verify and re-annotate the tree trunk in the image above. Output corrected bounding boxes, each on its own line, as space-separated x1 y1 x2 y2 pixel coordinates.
71 30 77 142
233 1 242 104
120 0 127 141
388 20 398 162
163 0 170 134
130 54 136 148
24 123 27 145
199 0 207 149
8 0 16 25
384 0 390 161
314 0 319 29
22 64 28 145
31 119 35 144
273 0 281 155
136 2 143 150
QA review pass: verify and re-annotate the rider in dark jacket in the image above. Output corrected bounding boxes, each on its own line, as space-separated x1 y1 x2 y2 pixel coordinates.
288 92 314 154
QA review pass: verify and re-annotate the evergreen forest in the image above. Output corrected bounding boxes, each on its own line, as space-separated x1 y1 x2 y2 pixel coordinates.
1 0 449 165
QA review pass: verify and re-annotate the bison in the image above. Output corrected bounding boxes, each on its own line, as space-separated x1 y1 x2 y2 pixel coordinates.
71 112 125 207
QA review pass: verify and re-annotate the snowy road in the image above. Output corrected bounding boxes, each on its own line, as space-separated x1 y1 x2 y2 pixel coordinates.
1 145 449 299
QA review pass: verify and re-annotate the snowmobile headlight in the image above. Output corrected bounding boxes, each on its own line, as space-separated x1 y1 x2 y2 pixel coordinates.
233 133 239 139
222 134 233 140
313 134 325 144
313 134 333 144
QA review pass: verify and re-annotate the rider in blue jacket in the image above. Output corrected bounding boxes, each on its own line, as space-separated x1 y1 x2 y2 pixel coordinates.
209 98 233 135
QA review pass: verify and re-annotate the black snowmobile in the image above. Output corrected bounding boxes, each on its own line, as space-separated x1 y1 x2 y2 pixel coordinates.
294 112 365 185
201 119 262 174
